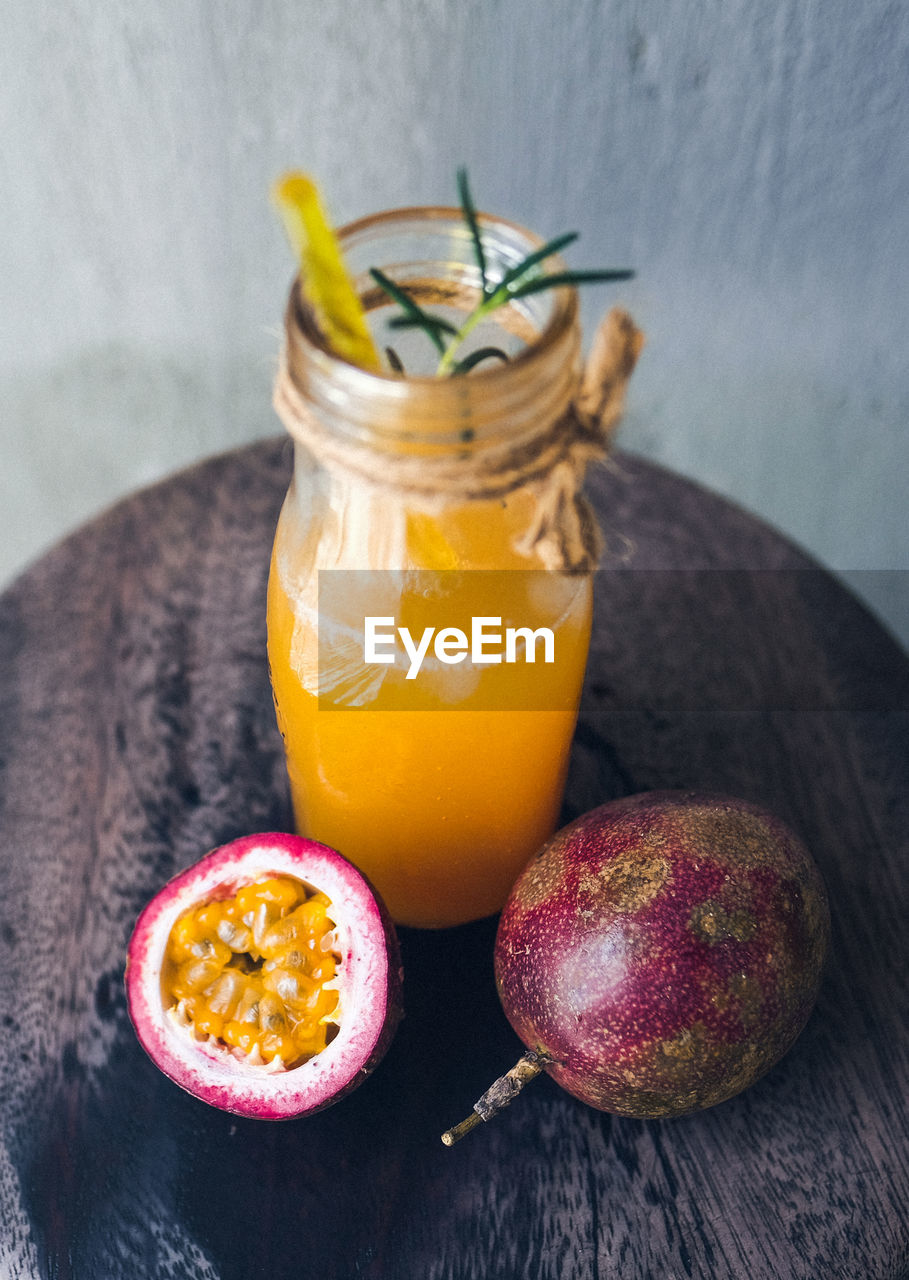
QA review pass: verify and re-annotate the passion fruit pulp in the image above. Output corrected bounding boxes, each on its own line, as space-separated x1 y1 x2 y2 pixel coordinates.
126 833 402 1120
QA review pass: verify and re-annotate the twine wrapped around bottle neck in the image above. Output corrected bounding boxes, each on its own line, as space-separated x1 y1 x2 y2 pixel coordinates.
273 306 643 573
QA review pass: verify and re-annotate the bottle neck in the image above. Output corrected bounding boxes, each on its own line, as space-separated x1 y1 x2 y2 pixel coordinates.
278 204 582 472
272 205 634 573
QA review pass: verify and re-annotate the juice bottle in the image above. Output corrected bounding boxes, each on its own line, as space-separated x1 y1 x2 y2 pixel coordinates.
268 205 604 928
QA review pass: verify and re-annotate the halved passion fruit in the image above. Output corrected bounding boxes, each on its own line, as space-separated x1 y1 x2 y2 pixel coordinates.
125 833 402 1119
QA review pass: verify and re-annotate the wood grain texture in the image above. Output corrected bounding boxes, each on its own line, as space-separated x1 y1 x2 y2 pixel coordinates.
0 440 906 1279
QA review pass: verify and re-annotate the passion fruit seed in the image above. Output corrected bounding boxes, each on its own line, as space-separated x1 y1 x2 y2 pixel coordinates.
162 876 340 1068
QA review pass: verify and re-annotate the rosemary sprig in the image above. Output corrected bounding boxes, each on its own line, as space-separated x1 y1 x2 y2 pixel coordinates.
372 170 634 377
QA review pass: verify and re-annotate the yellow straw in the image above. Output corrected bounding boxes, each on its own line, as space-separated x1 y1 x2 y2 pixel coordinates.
273 171 461 569
272 172 381 372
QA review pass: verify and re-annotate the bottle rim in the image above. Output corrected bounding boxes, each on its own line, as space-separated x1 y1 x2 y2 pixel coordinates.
339 203 579 381
281 204 581 449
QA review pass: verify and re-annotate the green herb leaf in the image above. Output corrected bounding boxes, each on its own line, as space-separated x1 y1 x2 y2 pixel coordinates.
494 231 580 296
370 267 448 356
385 346 405 373
451 346 511 375
388 313 461 337
370 172 635 376
457 167 489 297
508 268 635 299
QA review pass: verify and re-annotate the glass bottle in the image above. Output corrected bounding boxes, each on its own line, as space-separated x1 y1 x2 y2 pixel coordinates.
268 204 602 928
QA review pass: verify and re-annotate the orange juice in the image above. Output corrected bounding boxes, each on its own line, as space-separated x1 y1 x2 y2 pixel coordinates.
267 490 592 927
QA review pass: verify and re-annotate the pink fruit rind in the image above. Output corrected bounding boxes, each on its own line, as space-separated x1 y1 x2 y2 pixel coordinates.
126 832 402 1120
494 791 830 1118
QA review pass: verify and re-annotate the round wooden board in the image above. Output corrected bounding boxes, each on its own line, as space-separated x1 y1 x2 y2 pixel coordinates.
1 439 906 1279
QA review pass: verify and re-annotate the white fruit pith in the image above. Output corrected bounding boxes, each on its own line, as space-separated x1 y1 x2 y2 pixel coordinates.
126 833 400 1120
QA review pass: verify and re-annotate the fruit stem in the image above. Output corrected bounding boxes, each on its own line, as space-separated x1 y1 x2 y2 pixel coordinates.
440 1049 551 1146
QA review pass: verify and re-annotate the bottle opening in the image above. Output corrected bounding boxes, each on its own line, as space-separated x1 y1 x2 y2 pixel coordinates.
282 205 581 450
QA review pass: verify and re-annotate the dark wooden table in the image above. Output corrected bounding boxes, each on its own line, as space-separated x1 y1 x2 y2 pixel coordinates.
1 438 906 1280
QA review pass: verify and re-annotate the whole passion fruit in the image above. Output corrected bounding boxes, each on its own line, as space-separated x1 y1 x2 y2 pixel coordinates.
443 792 829 1143
126 833 402 1119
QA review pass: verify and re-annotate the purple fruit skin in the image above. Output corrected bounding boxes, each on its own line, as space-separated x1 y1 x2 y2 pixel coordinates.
494 792 830 1118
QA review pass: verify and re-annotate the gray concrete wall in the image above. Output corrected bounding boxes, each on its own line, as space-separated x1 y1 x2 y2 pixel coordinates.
2 1 906 645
